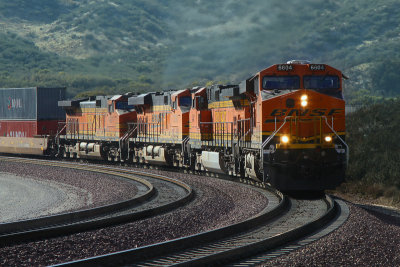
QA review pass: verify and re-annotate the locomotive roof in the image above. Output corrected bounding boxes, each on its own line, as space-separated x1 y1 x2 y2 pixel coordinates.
171 89 187 97
259 62 342 76
206 84 243 104
110 95 123 101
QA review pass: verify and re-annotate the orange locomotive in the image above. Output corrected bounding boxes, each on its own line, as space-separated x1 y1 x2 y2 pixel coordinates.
58 94 136 160
53 60 347 191
183 60 346 191
127 89 191 166
254 60 347 190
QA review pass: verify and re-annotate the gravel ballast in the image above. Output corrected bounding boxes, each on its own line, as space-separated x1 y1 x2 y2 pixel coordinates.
0 161 139 213
0 172 91 222
0 163 268 266
260 202 400 267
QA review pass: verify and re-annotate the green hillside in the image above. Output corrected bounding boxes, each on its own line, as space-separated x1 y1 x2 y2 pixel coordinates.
0 0 168 96
346 100 400 186
163 0 400 103
0 0 400 101
0 0 71 22
338 99 400 204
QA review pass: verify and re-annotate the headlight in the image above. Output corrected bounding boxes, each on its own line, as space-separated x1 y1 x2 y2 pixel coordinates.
281 135 289 144
324 136 332 142
300 94 308 107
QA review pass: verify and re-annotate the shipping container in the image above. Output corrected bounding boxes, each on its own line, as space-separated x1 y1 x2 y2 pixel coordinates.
0 120 61 137
0 87 66 120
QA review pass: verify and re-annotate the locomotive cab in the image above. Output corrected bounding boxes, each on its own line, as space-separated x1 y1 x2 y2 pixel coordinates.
188 87 212 150
254 61 348 191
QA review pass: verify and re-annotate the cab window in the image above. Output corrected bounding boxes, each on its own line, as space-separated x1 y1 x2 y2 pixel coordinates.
115 101 134 110
262 76 300 90
303 75 339 89
179 96 192 112
179 96 192 107
303 75 342 98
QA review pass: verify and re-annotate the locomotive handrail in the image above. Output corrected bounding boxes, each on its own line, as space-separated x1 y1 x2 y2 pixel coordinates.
238 128 252 141
63 121 120 140
119 125 137 161
182 136 190 159
129 121 162 143
237 118 251 147
55 122 67 156
261 116 292 149
55 122 67 143
260 116 349 174
260 116 293 175
322 116 349 165
200 121 234 148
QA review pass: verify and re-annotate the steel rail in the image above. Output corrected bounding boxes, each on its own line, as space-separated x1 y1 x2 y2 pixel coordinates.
231 198 349 266
0 157 154 234
58 194 339 267
136 195 337 267
7 156 193 192
0 156 193 245
54 186 286 266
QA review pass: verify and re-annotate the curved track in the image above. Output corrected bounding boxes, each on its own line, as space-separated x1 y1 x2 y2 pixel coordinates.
55 187 284 266
231 198 349 266
0 156 349 266
0 156 193 245
57 193 344 266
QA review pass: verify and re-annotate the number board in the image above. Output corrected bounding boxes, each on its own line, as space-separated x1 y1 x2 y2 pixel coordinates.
309 64 325 71
277 64 294 71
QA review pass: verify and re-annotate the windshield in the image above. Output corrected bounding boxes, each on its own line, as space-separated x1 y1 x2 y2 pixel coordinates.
115 101 134 110
179 96 192 107
178 96 192 112
304 75 342 98
304 75 339 89
262 76 300 90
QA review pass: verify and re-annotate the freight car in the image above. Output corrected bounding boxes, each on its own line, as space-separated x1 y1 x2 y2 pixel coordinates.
0 61 348 191
0 87 66 155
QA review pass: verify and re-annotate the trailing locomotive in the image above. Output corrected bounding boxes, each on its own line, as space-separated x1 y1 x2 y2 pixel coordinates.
0 61 348 191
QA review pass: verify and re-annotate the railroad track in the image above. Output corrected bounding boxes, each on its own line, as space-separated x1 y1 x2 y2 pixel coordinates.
56 193 346 266
231 198 349 266
1 156 349 266
0 156 193 245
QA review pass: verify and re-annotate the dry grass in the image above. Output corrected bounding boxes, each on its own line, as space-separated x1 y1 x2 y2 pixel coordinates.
330 181 400 209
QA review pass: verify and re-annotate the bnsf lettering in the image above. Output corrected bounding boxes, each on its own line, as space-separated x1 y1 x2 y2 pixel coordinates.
270 108 343 116
328 109 342 115
270 109 287 116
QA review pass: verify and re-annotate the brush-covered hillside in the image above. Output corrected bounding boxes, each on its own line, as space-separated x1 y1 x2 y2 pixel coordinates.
1 0 400 101
346 99 400 186
340 99 400 203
